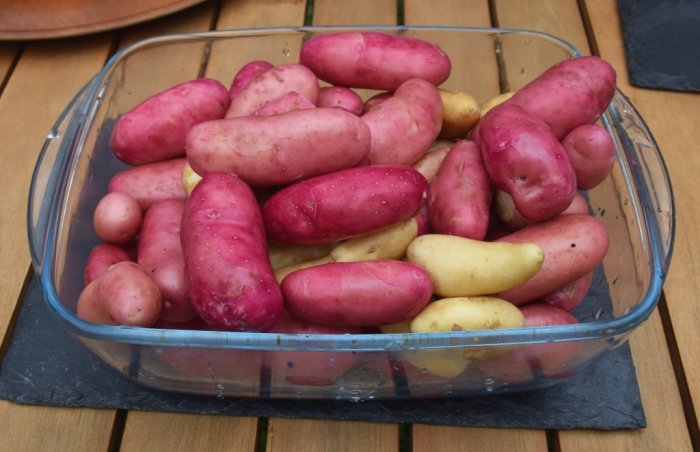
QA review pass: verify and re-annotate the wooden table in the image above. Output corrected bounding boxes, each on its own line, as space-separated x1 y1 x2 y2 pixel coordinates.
0 1 698 450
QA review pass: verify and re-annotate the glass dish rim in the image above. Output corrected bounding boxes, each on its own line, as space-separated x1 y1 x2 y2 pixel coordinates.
29 25 673 352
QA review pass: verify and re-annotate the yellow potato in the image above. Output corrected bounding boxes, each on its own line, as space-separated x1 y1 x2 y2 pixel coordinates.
412 146 450 182
181 162 202 196
410 296 525 359
274 255 334 283
479 91 514 117
406 234 544 297
268 241 336 271
438 89 480 139
330 218 419 262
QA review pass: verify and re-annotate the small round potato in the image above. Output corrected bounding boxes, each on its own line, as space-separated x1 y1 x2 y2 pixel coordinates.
93 192 142 245
97 261 163 327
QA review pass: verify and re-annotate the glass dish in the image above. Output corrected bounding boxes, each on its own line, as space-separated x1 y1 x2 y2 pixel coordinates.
28 26 674 399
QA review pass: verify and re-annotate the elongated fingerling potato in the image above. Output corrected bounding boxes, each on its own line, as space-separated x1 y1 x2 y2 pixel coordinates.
262 165 429 245
108 158 187 210
427 140 492 240
300 31 451 91
225 63 319 117
111 79 230 165
181 173 283 331
330 217 421 262
476 103 577 222
362 78 443 166
495 214 609 305
138 199 197 323
407 234 544 297
316 86 364 115
228 60 273 99
186 107 371 186
282 260 433 327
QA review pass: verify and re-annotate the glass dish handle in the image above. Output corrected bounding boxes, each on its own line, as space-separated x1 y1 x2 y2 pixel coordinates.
27 77 99 276
608 90 675 272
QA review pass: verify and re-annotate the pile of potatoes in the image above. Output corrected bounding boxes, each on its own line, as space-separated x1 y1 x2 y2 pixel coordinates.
77 31 616 379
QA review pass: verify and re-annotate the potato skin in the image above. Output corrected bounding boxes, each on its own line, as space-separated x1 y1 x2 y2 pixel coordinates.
476 103 577 222
228 60 273 99
108 158 187 210
300 31 451 91
495 214 609 305
539 271 594 312
93 192 142 245
77 279 116 325
83 243 131 285
252 91 315 116
97 261 163 327
111 79 230 165
225 63 319 117
316 86 364 115
428 140 492 240
505 55 616 139
361 78 443 165
561 124 616 189
181 173 283 331
138 199 197 323
186 107 371 186
262 165 429 245
282 260 433 327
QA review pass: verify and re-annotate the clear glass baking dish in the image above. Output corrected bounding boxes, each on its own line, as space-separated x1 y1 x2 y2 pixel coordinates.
28 26 674 399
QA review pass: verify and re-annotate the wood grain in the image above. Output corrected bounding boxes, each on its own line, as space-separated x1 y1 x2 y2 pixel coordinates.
266 419 398 452
120 411 258 451
413 425 547 452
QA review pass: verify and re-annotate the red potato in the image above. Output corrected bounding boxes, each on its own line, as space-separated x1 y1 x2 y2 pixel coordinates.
412 145 450 183
252 91 315 116
186 107 371 187
138 199 197 323
539 271 594 312
281 260 433 327
361 78 443 166
108 158 187 210
266 311 361 386
300 31 451 91
476 103 577 222
475 303 581 382
561 124 617 189
504 55 617 139
427 140 492 240
495 214 609 306
316 86 364 115
262 165 429 245
228 60 274 99
181 173 283 331
362 91 392 114
97 261 163 327
76 279 116 325
110 79 230 165
92 192 142 245
225 63 319 117
83 243 131 285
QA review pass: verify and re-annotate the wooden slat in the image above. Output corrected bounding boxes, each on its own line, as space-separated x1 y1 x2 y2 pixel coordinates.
266 419 398 452
0 43 20 85
312 0 397 25
0 31 118 451
413 425 546 452
120 411 259 452
495 0 693 450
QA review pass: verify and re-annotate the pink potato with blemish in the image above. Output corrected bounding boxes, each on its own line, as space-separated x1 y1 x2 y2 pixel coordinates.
476 103 577 222
262 165 429 246
252 91 316 116
186 107 371 187
504 55 617 139
361 78 443 166
225 63 319 117
110 79 230 165
561 123 617 189
228 60 274 100
495 214 609 306
300 31 451 91
108 158 187 211
97 261 163 327
138 199 197 323
316 86 364 115
427 140 492 240
539 271 594 312
281 260 433 327
181 173 283 331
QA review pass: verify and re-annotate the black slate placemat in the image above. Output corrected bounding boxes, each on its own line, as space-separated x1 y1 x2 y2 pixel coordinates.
618 0 700 92
0 275 645 430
